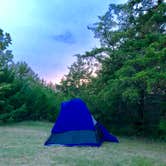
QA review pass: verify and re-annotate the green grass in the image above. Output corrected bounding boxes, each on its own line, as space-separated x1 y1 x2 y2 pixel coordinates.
0 121 166 166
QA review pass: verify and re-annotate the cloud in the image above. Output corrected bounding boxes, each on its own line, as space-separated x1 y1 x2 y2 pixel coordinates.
52 31 76 44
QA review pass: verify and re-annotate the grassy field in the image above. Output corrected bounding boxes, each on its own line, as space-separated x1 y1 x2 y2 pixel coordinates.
0 121 165 166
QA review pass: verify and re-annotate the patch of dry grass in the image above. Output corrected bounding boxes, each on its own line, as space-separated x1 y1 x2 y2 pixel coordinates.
0 121 165 166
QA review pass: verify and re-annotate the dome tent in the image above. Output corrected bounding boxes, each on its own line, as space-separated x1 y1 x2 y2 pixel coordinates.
45 98 118 146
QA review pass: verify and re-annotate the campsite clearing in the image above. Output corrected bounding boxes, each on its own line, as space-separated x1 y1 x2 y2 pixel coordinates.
0 121 165 166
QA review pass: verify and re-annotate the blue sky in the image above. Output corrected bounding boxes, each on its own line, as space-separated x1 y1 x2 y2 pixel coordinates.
0 0 126 83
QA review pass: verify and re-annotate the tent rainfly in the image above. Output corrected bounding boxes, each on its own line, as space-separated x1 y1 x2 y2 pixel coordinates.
45 98 118 146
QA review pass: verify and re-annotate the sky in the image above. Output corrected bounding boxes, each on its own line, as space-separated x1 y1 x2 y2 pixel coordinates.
0 0 126 84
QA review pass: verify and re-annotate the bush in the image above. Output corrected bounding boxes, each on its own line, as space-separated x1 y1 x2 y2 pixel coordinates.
159 119 166 140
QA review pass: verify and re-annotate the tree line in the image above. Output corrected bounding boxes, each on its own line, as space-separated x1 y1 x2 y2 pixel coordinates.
0 29 66 122
0 0 166 139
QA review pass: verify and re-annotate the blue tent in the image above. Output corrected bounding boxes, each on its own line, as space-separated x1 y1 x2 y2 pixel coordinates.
45 98 118 146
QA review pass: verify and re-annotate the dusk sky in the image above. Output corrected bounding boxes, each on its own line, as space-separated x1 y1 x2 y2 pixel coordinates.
0 0 126 83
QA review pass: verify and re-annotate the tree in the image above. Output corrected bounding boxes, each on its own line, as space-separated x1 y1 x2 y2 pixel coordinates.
0 28 65 123
60 0 166 137
59 54 94 97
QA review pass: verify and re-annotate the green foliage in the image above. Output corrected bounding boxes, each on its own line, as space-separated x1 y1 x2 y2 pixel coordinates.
0 28 66 123
159 119 166 132
0 0 166 139
159 119 166 139
59 0 166 138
